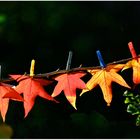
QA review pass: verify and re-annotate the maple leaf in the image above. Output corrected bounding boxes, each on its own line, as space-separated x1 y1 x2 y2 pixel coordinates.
9 74 57 117
8 60 58 117
80 50 131 106
51 72 87 109
122 42 140 84
0 82 23 122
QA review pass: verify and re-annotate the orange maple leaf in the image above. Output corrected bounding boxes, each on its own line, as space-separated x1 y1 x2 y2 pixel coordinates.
122 42 140 84
51 72 87 109
80 51 131 106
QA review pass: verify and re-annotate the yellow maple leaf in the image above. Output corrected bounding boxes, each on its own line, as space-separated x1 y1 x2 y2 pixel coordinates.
80 64 131 106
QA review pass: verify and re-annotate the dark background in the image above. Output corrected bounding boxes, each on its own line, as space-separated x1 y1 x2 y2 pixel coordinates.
0 1 140 138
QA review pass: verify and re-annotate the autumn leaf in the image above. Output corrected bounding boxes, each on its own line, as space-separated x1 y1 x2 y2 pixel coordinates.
9 74 57 117
80 50 130 106
122 42 140 84
51 51 87 109
51 72 87 109
0 82 23 122
9 60 58 117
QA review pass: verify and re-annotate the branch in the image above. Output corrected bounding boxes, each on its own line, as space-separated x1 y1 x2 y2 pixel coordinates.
1 55 139 83
36 55 137 77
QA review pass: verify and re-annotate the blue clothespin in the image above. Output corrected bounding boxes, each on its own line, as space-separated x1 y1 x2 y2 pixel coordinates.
96 50 106 68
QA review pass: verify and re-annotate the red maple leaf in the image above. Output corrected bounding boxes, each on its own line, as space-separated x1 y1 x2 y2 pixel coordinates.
9 74 58 117
51 72 87 109
0 82 23 122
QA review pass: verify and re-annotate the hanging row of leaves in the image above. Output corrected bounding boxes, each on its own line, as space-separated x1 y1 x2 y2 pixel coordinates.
0 41 139 122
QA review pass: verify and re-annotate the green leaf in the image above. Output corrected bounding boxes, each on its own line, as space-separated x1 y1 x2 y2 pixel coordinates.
136 115 140 126
130 96 135 100
123 90 133 97
124 97 131 104
135 95 140 103
127 104 139 115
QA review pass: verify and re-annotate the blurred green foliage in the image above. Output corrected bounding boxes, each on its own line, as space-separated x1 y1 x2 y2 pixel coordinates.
0 14 6 24
70 111 110 138
0 123 13 138
0 116 13 138
124 90 140 126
